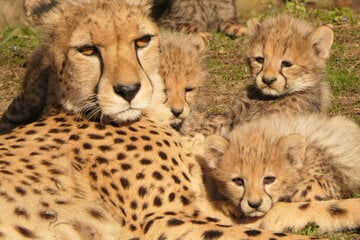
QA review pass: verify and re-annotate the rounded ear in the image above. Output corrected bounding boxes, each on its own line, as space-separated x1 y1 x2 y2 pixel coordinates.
246 17 260 37
125 0 153 16
23 0 61 25
277 134 306 169
204 135 229 168
189 34 207 53
310 26 334 59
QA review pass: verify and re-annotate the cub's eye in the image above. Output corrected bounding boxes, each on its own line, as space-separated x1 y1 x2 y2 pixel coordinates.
232 177 245 187
135 35 152 49
77 45 99 56
185 87 194 92
263 176 276 185
255 56 265 64
281 60 293 68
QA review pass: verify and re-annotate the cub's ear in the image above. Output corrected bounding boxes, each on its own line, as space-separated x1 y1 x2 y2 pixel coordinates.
23 0 62 26
204 135 229 168
277 134 306 169
310 25 334 59
125 0 153 16
246 17 260 37
189 34 207 53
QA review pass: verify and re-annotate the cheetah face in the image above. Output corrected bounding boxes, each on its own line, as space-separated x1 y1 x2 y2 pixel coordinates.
159 32 206 131
204 133 304 218
26 0 162 123
246 16 333 97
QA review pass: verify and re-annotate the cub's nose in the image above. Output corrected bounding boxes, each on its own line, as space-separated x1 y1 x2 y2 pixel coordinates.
113 83 141 102
262 76 276 85
248 199 263 209
171 108 183 118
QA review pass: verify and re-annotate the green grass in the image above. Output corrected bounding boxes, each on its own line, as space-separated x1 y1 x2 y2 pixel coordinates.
0 24 40 66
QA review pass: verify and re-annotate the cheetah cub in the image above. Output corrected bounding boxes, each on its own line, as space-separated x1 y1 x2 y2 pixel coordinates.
159 32 207 132
155 0 248 38
204 113 360 233
223 15 333 133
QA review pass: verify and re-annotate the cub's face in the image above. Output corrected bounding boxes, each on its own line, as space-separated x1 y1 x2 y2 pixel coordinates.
28 0 161 123
205 133 305 218
159 33 206 130
246 16 333 97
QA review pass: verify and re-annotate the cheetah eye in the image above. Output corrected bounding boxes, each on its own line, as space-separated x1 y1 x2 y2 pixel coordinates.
185 87 194 92
77 45 99 56
135 35 152 49
281 60 293 68
263 176 276 185
232 177 244 187
255 56 265 64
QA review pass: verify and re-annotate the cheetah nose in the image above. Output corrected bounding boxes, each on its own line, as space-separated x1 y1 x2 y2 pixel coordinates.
248 199 263 209
262 76 276 85
113 83 141 102
171 108 183 118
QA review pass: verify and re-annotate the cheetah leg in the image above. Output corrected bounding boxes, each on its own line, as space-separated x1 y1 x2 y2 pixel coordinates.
244 199 360 233
143 212 311 239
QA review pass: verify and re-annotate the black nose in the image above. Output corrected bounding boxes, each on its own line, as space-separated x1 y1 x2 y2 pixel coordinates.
171 108 183 118
262 76 276 85
248 200 263 209
113 83 141 102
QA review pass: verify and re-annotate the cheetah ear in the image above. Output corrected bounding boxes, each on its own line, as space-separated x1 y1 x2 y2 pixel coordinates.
246 17 260 37
277 134 306 169
204 135 229 169
23 0 63 26
125 0 153 16
189 34 207 53
310 26 334 59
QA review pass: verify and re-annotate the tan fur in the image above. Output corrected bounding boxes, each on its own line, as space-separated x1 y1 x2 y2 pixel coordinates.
223 15 333 133
159 31 207 131
204 113 360 233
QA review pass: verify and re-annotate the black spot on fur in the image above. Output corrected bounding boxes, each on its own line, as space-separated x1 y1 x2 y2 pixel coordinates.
168 193 175 202
191 220 207 224
140 158 152 165
153 196 162 207
136 172 145 180
117 153 126 161
328 204 347 216
144 220 154 234
130 201 138 210
299 202 310 210
88 209 104 219
39 210 57 220
15 186 26 196
144 145 153 151
116 130 127 135
180 195 190 205
14 208 29 219
126 144 137 151
274 232 287 237
83 143 92 149
152 171 163 180
150 130 159 135
172 175 181 184
15 225 36 238
167 218 185 226
202 230 224 239
141 135 151 141
121 163 132 171
120 177 130 189
88 134 104 140
96 156 109 164
158 151 168 160
98 145 112 152
114 138 125 144
245 230 262 236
